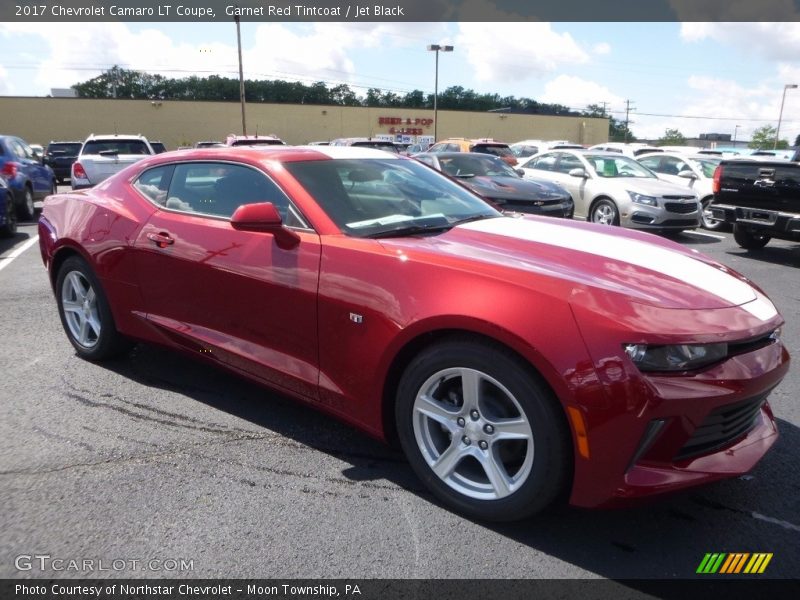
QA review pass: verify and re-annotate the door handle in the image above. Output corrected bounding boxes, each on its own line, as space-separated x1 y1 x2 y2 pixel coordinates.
147 232 175 248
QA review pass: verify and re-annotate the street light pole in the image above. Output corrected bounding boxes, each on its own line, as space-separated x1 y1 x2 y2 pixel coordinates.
427 44 453 142
235 14 247 136
733 124 740 147
774 83 797 150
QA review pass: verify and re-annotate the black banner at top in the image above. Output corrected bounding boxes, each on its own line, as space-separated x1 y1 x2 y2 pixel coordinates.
3 0 800 22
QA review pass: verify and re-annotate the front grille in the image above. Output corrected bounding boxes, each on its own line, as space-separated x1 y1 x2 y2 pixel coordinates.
675 394 767 461
663 195 696 200
665 202 698 214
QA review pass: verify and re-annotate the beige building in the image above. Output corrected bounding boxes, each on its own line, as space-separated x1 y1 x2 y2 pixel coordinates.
0 97 609 149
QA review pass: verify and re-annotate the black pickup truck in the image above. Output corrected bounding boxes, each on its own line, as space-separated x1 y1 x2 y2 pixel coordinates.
711 149 800 249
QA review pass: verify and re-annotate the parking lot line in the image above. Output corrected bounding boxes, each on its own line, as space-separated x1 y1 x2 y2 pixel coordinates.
684 231 727 240
0 235 40 273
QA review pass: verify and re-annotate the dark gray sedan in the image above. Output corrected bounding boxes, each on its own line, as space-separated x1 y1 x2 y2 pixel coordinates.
413 152 573 218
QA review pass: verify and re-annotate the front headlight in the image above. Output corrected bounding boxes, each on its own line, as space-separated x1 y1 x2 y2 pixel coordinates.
628 191 658 206
623 343 728 372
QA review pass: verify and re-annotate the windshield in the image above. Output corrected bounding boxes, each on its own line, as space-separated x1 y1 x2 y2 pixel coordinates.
438 154 518 178
584 154 657 179
284 158 500 238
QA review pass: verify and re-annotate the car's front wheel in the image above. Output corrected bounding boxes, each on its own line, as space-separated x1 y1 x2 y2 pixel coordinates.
700 197 723 230
590 198 619 226
396 339 571 521
55 256 131 360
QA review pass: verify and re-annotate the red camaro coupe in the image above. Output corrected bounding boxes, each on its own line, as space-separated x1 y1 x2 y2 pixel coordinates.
38 146 789 520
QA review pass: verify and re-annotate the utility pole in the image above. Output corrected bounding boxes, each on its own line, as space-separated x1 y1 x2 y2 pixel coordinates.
624 100 635 142
600 101 609 116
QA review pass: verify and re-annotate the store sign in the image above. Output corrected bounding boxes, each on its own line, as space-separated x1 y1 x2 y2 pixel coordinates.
378 116 433 135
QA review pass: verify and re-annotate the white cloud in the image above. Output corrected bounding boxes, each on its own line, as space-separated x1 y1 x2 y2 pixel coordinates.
539 75 623 112
455 23 589 84
592 43 611 56
680 22 800 61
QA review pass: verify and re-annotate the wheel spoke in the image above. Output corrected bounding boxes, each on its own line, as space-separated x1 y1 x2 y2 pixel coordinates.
492 417 532 442
86 312 102 339
432 440 465 479
415 393 460 433
478 449 513 497
459 369 481 411
62 300 82 314
78 317 91 346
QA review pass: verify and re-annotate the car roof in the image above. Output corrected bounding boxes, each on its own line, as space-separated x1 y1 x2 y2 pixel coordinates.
136 145 403 166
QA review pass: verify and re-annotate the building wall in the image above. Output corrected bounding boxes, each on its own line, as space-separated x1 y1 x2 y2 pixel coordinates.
0 97 609 149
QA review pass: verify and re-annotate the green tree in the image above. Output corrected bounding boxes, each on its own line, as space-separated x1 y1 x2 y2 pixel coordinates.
794 133 800 147
749 124 789 149
657 128 686 145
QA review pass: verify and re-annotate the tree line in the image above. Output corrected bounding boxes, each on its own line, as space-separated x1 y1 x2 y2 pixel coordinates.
69 66 639 142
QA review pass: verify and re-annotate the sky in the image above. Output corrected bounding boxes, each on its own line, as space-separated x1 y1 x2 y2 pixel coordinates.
0 20 799 143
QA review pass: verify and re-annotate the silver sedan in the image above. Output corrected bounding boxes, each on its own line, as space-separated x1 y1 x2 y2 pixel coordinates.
518 150 701 231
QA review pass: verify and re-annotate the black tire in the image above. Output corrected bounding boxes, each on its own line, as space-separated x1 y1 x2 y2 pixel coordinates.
589 198 620 226
700 197 723 230
0 192 17 238
17 185 35 220
395 338 571 521
733 224 770 250
55 256 132 361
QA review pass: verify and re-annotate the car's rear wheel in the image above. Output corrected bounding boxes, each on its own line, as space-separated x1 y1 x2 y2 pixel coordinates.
0 193 17 238
590 198 619 226
17 185 35 220
733 224 770 250
395 339 571 521
55 256 131 360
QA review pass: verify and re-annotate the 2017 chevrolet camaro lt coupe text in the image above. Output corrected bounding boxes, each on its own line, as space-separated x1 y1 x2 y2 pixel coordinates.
38 146 789 521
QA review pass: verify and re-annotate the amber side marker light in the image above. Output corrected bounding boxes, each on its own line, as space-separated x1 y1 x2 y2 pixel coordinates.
567 406 590 459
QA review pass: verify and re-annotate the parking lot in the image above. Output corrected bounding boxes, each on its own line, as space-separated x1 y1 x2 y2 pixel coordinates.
1 193 798 581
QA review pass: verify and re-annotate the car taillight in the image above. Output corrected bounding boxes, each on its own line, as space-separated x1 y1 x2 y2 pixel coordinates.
72 162 87 179
1 162 18 178
712 165 722 194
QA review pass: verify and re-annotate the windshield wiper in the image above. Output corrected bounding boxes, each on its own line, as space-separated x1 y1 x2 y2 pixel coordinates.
449 214 498 227
365 222 454 239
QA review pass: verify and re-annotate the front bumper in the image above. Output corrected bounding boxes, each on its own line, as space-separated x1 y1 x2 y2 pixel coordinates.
494 197 574 219
622 201 702 230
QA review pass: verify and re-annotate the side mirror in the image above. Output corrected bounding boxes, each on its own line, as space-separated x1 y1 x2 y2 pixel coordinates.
515 168 525 177
677 169 697 180
568 167 588 178
230 202 300 249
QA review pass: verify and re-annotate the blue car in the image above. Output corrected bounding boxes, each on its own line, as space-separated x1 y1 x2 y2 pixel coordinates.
0 135 57 220
0 177 16 237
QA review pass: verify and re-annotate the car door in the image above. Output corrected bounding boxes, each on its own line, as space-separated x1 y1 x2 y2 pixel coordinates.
132 161 321 400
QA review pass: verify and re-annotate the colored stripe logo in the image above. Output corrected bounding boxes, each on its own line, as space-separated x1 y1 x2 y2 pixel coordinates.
697 553 773 574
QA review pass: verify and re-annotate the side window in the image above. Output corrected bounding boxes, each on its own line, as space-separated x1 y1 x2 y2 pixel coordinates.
661 157 685 175
428 143 445 153
555 154 583 174
638 157 661 172
10 139 28 160
134 165 173 205
166 162 294 221
529 154 557 171
415 155 435 167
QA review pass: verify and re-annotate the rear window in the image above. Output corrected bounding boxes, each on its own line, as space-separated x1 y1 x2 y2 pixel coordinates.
351 142 400 153
230 139 284 146
46 143 82 156
472 144 513 157
82 140 151 155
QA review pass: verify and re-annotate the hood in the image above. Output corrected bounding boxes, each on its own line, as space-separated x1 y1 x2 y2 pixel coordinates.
465 176 568 201
381 216 773 316
620 177 697 197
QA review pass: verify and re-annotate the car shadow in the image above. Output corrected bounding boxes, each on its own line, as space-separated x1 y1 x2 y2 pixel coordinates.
726 245 800 268
98 343 799 583
0 230 32 254
661 230 725 245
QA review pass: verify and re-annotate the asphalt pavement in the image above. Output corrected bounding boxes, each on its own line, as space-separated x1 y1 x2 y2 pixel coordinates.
1 201 798 582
